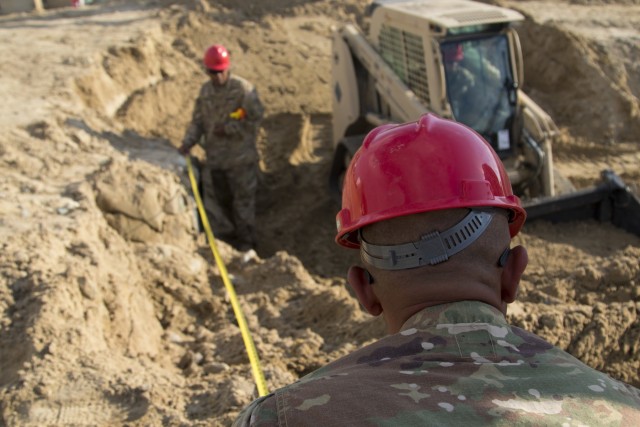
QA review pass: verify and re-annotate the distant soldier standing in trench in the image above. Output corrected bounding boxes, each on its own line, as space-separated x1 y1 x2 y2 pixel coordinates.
178 44 264 251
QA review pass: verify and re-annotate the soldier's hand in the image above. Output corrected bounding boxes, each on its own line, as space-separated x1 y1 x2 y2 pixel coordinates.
214 123 226 136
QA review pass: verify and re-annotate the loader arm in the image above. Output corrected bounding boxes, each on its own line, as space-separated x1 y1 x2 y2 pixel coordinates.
332 23 429 144
519 91 559 197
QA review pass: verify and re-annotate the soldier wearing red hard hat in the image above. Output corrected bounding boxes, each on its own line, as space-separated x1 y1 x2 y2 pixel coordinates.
179 44 264 251
233 115 640 426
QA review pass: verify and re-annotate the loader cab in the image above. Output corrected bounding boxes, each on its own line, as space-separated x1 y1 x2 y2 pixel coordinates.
366 1 526 159
440 28 519 159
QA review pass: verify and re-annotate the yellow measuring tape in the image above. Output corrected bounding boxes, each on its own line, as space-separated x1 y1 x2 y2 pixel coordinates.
185 157 269 397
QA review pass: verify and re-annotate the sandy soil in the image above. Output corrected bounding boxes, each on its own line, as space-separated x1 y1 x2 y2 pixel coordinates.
0 0 639 425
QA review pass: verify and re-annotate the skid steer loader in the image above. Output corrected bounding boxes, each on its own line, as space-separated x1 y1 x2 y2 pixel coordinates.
329 0 640 236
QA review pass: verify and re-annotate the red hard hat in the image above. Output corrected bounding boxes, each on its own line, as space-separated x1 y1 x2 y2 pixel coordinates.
203 44 230 71
335 114 526 248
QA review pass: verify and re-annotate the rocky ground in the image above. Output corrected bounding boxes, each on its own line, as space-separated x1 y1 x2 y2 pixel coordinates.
0 0 638 425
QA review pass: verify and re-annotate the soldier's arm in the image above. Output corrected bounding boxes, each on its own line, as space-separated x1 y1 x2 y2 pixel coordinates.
231 393 278 427
181 94 205 149
243 88 264 126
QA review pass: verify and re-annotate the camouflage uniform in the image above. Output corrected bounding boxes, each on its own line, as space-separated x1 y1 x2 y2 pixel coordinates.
233 300 640 426
182 74 264 249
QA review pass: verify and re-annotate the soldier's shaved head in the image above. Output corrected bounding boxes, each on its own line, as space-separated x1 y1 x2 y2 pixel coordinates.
349 208 527 333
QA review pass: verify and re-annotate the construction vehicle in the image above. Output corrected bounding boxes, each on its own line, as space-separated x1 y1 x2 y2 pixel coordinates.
329 0 640 236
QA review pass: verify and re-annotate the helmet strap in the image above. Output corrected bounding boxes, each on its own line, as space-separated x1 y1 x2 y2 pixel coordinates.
360 210 493 270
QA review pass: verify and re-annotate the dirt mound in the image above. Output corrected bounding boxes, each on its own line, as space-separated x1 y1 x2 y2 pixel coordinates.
1 0 639 425
507 0 640 143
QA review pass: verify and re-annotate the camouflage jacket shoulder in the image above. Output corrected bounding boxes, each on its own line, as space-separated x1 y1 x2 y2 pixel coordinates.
233 300 640 426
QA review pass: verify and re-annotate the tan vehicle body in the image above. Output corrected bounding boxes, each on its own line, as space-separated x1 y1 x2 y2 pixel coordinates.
330 0 557 198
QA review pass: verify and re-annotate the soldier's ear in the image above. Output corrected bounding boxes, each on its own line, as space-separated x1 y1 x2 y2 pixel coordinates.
500 245 528 306
347 266 382 316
